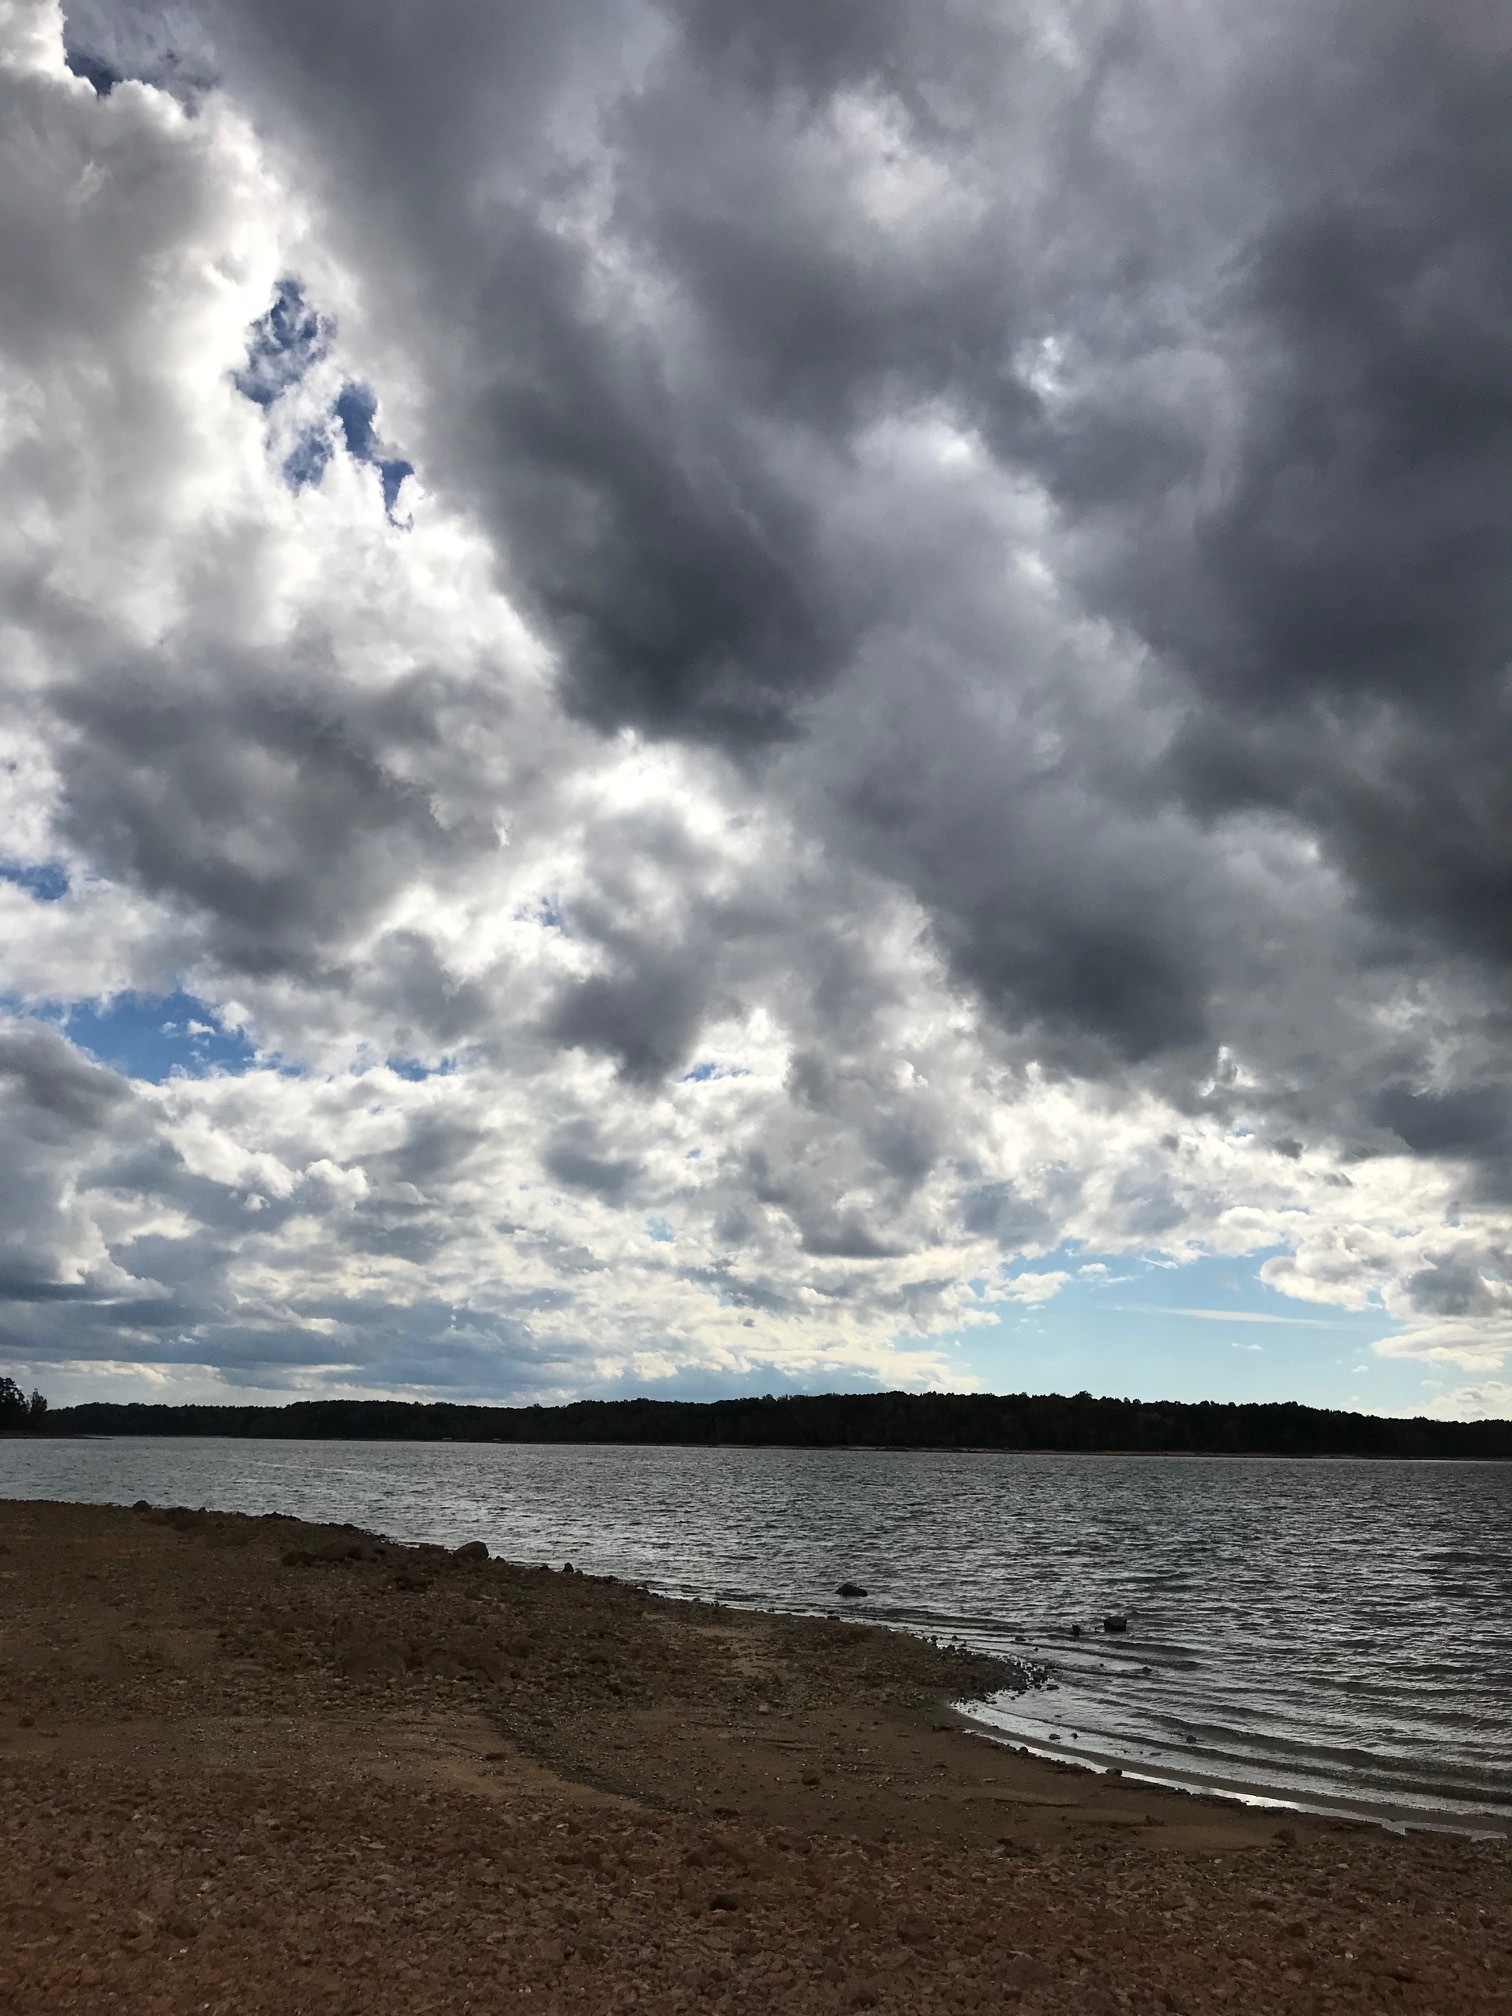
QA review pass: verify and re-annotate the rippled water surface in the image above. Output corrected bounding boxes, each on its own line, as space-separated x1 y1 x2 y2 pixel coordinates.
4 1438 1509 1829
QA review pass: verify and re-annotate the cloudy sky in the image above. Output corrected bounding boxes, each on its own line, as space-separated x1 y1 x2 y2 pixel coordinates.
3 0 1511 1417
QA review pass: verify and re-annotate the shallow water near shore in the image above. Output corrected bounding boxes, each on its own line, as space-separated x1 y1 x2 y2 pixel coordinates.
4 1437 1510 1831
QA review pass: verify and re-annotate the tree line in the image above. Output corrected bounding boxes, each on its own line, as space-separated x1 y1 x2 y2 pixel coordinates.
32 1387 1512 1457
0 1377 48 1431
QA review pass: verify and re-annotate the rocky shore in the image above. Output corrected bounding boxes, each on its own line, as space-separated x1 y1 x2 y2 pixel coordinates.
2 1497 1507 2013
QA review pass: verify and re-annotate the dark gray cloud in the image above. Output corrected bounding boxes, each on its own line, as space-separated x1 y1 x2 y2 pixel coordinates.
0 1021 132 1302
547 947 708 1084
52 661 488 982
542 1129 642 1203
1036 9 1512 1013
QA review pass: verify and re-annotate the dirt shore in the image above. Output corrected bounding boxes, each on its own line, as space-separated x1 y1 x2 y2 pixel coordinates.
2 1498 1507 2013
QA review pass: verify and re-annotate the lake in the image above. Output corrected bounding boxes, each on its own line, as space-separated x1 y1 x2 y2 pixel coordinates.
3 1437 1509 1833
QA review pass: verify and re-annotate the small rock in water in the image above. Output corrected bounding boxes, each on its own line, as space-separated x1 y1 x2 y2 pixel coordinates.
836 1581 868 1598
1102 1613 1129 1633
1070 1623 1083 1638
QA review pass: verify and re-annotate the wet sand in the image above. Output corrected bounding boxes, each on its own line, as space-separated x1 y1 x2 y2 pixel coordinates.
1 1497 1507 2012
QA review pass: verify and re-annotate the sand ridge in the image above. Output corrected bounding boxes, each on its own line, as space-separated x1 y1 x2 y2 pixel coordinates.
1 1497 1507 2012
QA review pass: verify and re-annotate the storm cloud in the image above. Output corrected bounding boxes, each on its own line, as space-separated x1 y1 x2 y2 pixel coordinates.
3 0 1512 1402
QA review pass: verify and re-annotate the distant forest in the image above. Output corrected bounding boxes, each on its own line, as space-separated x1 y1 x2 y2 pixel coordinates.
0 1377 47 1432
32 1389 1512 1458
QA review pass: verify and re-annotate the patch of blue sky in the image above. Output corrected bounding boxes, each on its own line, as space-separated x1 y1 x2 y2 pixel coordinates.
235 279 332 408
682 1061 750 1082
645 1218 676 1243
283 426 334 494
1 860 69 902
64 992 260 1084
335 383 378 459
346 1043 455 1082
379 457 416 516
939 1245 1424 1412
384 1055 455 1082
335 381 414 520
64 48 121 96
238 312 416 515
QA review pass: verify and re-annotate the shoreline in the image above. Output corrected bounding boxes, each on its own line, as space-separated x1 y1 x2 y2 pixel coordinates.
955 1694 1512 1846
5 1463 1508 1844
4 1498 1510 2012
962 1726 1512 1844
16 1427 1512 1462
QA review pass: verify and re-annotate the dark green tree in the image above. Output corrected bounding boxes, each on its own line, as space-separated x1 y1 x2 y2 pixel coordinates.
0 1378 48 1429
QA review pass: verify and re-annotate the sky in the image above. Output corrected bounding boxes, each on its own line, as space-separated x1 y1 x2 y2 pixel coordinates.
3 1 1512 1419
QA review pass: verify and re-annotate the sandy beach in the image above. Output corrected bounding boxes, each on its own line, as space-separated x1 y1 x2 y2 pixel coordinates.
2 1497 1507 2013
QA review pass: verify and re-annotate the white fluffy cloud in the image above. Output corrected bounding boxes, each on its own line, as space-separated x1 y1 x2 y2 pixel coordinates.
3 2 1512 1410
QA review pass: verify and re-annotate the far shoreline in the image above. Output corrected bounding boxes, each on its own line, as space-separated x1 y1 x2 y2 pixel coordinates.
13 1427 1512 1464
16 1383 1512 1460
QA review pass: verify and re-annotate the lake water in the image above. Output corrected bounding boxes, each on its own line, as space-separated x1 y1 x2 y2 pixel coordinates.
4 1438 1509 1834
